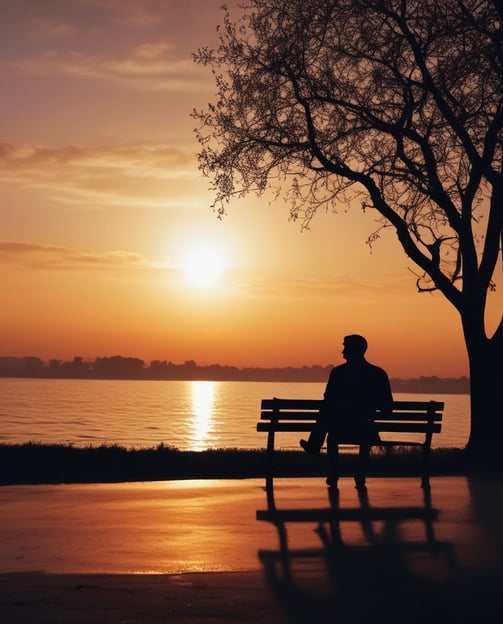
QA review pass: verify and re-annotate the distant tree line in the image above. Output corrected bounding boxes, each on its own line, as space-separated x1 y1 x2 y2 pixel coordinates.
0 355 333 382
0 355 469 393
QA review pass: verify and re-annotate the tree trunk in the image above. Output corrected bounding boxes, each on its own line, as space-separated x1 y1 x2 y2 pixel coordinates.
464 320 503 456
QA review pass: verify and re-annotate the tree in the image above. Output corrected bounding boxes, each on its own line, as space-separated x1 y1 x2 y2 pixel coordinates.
193 0 503 454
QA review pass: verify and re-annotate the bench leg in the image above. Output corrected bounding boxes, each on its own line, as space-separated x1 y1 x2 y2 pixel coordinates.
265 430 276 491
421 445 431 489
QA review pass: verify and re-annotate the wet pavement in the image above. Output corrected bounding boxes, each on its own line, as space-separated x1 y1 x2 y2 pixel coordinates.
1 475 502 622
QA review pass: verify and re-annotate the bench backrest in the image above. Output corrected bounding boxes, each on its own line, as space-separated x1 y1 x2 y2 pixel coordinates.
260 398 443 434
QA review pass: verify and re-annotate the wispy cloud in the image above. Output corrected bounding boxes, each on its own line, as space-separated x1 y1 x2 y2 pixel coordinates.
0 142 204 209
30 17 78 38
26 1 163 37
75 0 178 31
0 47 206 92
0 240 169 272
1 0 222 92
0 240 412 300
228 270 414 299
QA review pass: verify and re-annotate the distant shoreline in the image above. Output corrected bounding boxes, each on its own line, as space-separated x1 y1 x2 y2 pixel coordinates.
0 373 470 394
0 357 470 394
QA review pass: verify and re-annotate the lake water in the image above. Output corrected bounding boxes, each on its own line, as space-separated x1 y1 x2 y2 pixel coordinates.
0 378 470 450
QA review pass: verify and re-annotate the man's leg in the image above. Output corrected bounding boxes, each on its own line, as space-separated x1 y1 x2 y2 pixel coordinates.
355 442 371 489
300 411 328 455
326 433 339 487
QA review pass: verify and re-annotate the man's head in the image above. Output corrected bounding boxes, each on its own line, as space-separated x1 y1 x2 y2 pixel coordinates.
342 334 368 360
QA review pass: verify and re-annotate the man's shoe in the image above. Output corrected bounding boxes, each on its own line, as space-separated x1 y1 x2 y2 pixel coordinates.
354 477 366 490
300 439 319 456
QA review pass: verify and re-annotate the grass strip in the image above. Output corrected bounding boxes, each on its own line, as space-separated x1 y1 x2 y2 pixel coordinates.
0 442 501 485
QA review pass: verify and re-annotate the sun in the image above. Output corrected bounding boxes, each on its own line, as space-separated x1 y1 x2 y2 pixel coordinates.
184 248 224 288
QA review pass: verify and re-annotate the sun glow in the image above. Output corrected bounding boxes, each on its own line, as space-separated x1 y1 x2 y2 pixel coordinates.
184 248 224 288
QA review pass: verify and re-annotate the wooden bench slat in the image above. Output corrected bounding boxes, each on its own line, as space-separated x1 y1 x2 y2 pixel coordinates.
378 440 424 446
261 411 442 422
375 412 442 421
260 410 320 420
383 400 444 411
261 399 323 409
257 422 441 435
376 423 441 434
258 422 317 432
260 399 444 411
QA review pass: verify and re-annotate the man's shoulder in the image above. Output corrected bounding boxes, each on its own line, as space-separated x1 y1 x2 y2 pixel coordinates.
366 361 387 373
364 362 391 383
328 361 389 379
328 363 348 376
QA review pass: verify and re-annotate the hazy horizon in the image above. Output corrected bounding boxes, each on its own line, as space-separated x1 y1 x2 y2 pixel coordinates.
0 353 470 383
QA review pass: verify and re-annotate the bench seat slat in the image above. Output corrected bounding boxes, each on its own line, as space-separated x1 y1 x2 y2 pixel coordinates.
257 422 441 434
378 440 424 446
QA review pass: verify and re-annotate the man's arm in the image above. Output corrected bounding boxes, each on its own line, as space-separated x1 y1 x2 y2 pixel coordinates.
378 368 393 412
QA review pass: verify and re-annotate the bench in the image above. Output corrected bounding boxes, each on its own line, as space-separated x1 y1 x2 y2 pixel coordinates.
258 398 444 488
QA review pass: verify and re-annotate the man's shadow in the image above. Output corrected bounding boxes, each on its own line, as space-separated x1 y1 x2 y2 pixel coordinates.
256 482 457 623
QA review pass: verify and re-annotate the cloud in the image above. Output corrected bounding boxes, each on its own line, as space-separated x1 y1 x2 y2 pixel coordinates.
228 270 414 300
0 142 205 209
0 240 412 299
24 0 215 37
90 0 168 29
0 141 195 170
0 47 207 92
0 240 169 272
31 17 77 38
0 0 226 93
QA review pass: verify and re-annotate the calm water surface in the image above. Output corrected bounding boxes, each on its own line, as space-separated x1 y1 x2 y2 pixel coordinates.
0 378 470 450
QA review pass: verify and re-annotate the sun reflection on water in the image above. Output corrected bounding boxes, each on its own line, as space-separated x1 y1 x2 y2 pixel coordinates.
189 380 218 451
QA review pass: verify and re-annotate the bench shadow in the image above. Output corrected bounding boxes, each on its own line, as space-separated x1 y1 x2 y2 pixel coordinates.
256 483 459 623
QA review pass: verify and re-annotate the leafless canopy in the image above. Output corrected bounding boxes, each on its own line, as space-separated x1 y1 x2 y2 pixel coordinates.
193 0 502 309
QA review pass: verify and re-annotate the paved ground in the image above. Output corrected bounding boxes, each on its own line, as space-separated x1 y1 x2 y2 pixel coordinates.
1 475 502 623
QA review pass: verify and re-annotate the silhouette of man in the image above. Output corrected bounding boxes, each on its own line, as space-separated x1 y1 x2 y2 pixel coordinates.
300 334 392 489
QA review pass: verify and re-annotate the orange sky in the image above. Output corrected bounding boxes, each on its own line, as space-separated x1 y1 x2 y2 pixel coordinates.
0 0 501 378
